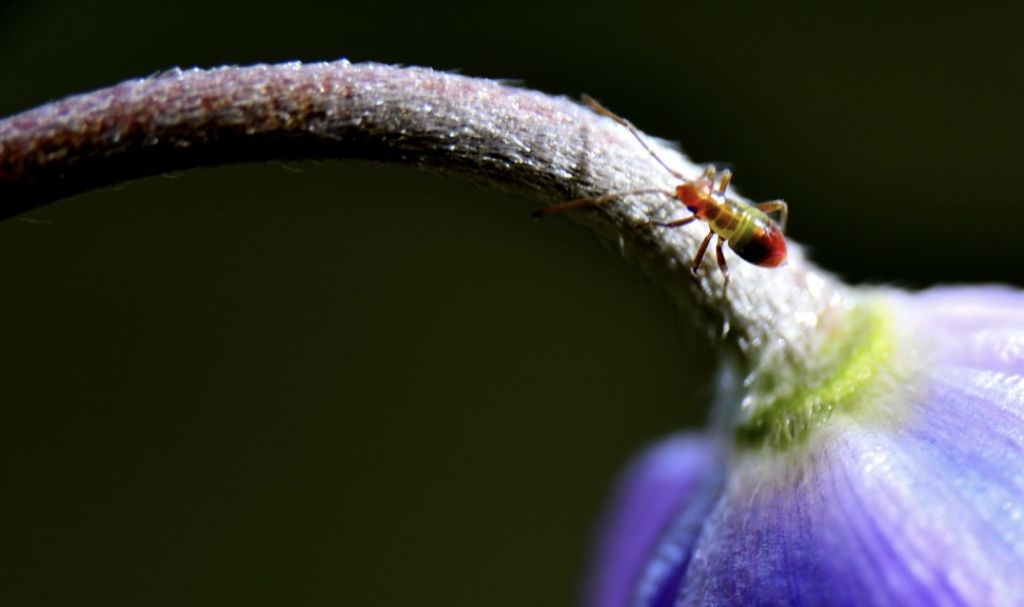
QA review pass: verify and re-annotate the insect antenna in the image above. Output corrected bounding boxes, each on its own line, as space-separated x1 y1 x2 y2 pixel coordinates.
582 94 686 182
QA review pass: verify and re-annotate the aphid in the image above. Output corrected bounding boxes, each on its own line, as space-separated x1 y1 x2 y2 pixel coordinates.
534 96 788 290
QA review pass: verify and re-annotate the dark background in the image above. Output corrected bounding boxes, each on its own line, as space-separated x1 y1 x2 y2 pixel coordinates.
1 1 1021 605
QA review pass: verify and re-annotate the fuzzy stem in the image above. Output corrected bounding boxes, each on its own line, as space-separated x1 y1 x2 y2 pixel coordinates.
0 60 856 410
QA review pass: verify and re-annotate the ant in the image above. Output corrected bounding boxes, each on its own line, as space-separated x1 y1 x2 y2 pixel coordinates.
534 96 788 290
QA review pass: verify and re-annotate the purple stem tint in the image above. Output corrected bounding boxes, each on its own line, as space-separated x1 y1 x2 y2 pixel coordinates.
0 60 610 218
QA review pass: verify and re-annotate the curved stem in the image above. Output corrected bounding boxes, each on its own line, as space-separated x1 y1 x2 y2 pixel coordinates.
0 60 854 401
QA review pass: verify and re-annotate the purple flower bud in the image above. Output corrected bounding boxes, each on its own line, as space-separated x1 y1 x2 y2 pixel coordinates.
588 287 1024 606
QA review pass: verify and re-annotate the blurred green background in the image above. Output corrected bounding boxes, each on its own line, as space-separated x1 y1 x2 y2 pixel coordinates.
1 1 1022 605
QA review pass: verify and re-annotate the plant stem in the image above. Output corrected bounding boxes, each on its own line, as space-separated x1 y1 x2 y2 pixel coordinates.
0 59 856 413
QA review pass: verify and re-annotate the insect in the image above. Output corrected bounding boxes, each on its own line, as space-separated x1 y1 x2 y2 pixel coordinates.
534 96 788 290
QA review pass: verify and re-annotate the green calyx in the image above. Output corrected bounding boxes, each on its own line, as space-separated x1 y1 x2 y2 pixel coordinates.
734 303 895 450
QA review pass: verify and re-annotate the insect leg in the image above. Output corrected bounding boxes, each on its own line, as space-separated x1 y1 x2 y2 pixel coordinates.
581 95 687 182
648 215 697 229
756 200 789 232
715 170 732 194
715 235 730 290
691 230 715 276
532 189 674 218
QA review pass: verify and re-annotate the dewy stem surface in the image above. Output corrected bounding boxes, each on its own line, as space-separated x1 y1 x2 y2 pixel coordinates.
0 60 881 438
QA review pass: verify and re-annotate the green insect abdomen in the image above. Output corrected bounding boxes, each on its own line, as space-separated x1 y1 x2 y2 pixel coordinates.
709 199 752 241
727 206 787 267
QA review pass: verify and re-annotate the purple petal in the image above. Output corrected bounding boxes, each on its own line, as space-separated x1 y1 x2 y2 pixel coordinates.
585 433 722 607
680 418 1024 606
598 286 1024 606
